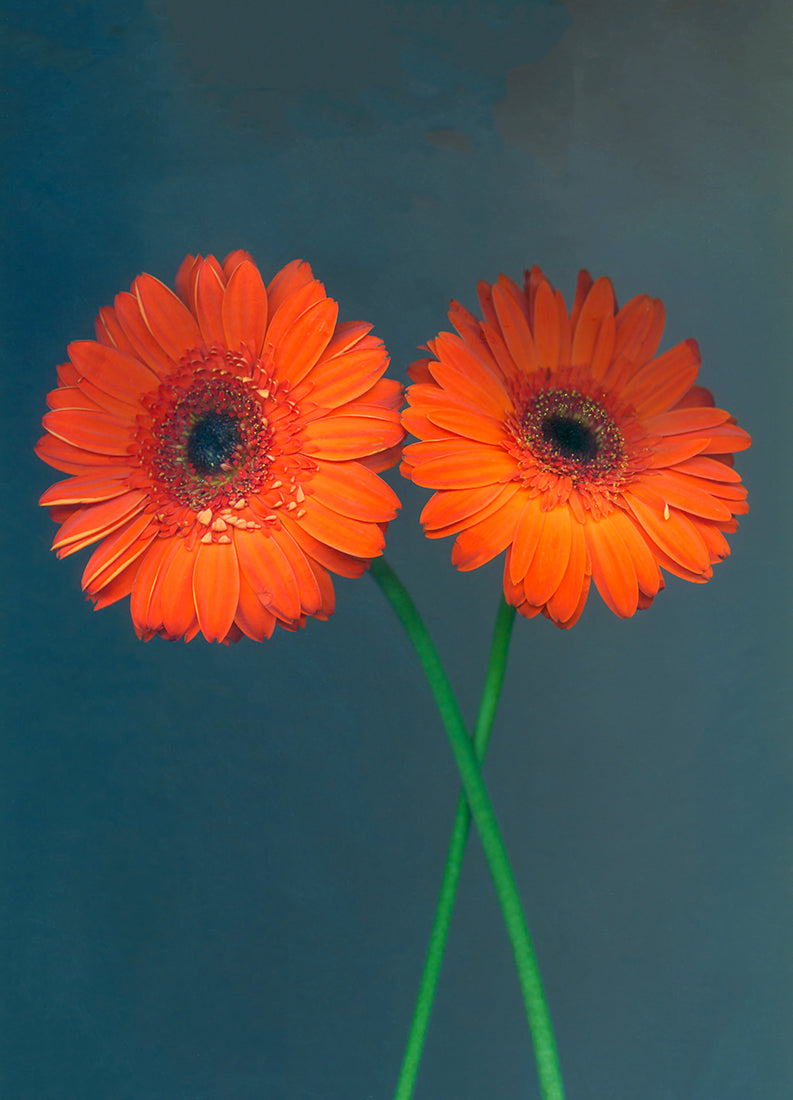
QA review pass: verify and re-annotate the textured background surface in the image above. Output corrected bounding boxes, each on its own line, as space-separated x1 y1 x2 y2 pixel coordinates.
3 0 791 1096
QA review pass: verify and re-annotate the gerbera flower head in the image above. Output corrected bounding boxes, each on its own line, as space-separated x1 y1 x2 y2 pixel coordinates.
401 266 751 628
37 251 405 642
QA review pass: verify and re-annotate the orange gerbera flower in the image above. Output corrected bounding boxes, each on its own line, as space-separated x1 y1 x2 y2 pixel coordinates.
37 251 405 642
401 266 751 628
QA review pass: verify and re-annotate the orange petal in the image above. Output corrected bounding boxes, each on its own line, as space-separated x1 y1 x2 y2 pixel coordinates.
425 404 507 445
35 433 124 474
234 569 278 640
266 259 316 317
222 259 268 355
40 473 132 507
508 495 544 584
52 491 148 554
69 340 160 404
423 483 520 539
309 460 401 522
644 405 731 437
235 530 302 620
585 514 639 618
431 332 511 417
42 409 132 455
270 527 324 616
571 276 616 368
134 273 204 362
419 483 504 532
280 513 367 579
403 439 516 489
130 538 180 636
81 513 156 591
159 544 200 639
450 490 527 571
265 279 326 351
192 539 240 642
623 486 710 574
297 496 385 559
303 406 404 461
492 278 539 375
522 504 572 606
543 518 588 625
637 470 733 522
532 279 560 369
621 339 701 418
274 297 338 387
113 291 175 376
300 344 389 410
193 260 227 346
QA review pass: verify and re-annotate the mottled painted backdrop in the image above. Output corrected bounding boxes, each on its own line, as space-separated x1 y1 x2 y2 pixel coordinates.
3 1 791 1097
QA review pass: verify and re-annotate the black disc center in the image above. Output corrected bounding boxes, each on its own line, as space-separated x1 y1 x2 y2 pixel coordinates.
541 414 598 462
187 411 241 474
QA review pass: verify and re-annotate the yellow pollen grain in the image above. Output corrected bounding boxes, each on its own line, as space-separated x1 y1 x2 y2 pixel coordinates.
233 498 246 509
257 388 270 399
663 502 670 520
200 531 213 544
295 485 305 502
211 518 228 532
271 480 283 489
196 508 213 526
286 501 297 510
217 534 232 544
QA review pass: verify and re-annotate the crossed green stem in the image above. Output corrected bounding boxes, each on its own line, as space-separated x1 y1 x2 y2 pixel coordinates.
369 558 564 1100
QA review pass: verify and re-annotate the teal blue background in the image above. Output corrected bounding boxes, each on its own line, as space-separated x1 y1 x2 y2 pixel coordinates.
3 0 791 1096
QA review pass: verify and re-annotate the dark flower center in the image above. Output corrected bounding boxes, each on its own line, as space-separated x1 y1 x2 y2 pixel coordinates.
540 414 598 463
187 411 241 474
521 388 626 486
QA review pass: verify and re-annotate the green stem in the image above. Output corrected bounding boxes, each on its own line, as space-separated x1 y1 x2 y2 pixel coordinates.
369 558 564 1100
393 596 517 1100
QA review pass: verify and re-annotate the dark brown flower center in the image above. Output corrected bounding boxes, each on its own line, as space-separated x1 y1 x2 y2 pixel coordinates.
187 410 242 475
522 388 626 485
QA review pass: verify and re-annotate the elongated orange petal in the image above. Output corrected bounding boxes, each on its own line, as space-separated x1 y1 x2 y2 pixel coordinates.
274 297 338 387
586 514 639 618
222 259 268 355
40 473 132 507
192 540 240 642
492 279 539 375
532 280 560 369
450 490 526 571
235 530 302 620
193 260 227 346
69 341 160 404
522 504 572 606
134 273 204 362
309 460 400 522
42 409 132 455
297 496 385 558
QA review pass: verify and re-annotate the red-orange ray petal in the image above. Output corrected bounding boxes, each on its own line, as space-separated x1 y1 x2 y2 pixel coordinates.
543 518 589 625
309 460 400 522
271 527 324 616
571 276 616 369
585 514 639 618
302 407 405 461
192 540 240 642
265 280 326 351
522 503 572 606
450 489 527 571
113 291 176 376
95 305 137 357
40 473 132 507
266 259 316 316
423 483 521 540
403 439 515 489
431 332 510 414
52 491 148 554
531 279 560 369
68 340 160 405
297 496 385 559
222 250 254 280
673 455 744 484
508 495 545 584
193 260 227 346
621 339 702 418
637 470 733 522
644 405 731 437
280 513 367 578
302 345 389 409
42 409 132 456
419 483 505 532
623 487 711 574
424 404 507 446
222 259 268 356
158 543 200 639
81 514 157 591
130 538 180 637
569 270 596 333
274 297 338 387
35 434 124 474
134 274 204 363
234 569 278 640
492 278 539 375
235 530 302 620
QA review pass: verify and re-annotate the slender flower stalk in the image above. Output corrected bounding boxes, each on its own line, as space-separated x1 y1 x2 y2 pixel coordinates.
370 558 564 1100
393 595 517 1099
